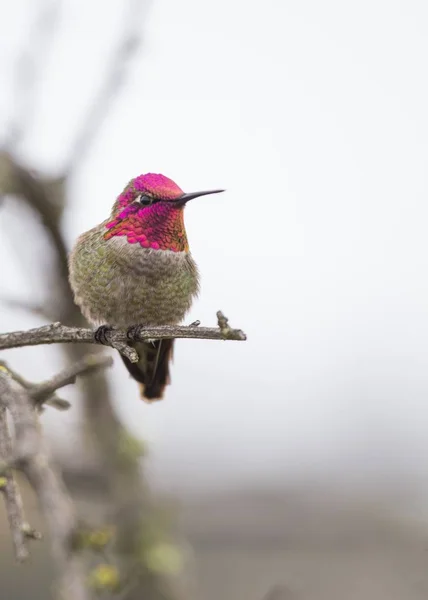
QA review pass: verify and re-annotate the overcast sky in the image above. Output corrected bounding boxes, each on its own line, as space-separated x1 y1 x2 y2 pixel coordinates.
2 0 428 503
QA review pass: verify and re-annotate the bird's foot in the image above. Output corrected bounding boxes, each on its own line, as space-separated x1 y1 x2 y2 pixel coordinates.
94 325 115 345
126 324 143 342
126 325 157 345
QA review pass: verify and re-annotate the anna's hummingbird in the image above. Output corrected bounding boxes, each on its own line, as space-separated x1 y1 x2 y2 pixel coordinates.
69 173 224 401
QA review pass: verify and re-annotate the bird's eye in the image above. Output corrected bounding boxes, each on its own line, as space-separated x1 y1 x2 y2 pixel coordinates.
136 194 153 206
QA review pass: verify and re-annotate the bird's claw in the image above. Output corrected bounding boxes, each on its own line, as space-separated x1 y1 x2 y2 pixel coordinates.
94 325 114 345
126 325 142 342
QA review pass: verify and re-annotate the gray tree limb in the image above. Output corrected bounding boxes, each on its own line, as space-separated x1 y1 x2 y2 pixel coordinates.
0 375 87 599
0 356 114 598
0 355 112 412
0 405 33 561
30 354 113 403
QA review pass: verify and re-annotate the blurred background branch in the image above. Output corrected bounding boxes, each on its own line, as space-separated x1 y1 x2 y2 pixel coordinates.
65 0 151 174
5 0 60 151
0 362 93 600
0 400 35 562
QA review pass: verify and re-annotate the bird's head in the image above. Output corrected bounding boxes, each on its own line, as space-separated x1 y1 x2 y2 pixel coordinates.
105 173 224 252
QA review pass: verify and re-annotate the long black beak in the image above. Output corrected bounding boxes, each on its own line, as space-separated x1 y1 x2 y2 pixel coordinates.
177 189 225 205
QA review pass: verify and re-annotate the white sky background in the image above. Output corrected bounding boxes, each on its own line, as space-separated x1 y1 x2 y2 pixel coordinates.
2 0 428 501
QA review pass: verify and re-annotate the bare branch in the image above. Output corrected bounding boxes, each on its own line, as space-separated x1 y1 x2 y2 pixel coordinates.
0 157 70 289
66 0 151 173
0 370 89 600
0 355 113 412
0 360 70 411
0 405 32 561
0 354 112 564
31 354 113 403
0 361 32 390
0 314 247 360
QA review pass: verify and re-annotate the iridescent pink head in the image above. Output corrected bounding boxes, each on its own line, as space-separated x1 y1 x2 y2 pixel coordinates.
133 173 184 201
105 173 224 252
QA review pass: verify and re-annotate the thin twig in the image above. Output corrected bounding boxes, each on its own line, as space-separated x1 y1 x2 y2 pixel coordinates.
30 354 113 403
0 313 247 361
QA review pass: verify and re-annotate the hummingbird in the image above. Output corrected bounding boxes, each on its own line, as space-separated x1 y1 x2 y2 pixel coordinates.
69 173 224 401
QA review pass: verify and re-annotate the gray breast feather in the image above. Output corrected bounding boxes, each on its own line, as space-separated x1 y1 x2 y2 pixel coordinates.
69 231 199 328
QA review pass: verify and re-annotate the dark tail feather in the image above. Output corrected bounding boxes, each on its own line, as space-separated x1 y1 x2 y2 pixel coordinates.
120 339 174 401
